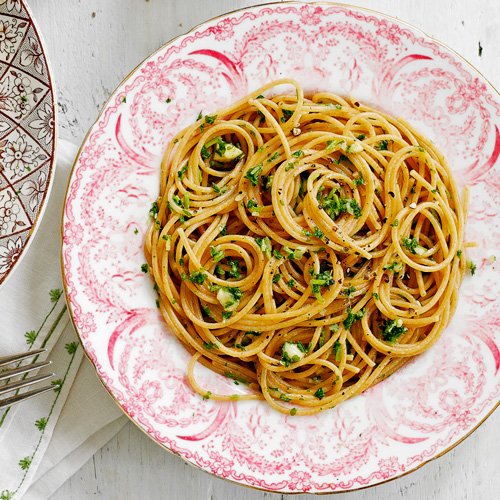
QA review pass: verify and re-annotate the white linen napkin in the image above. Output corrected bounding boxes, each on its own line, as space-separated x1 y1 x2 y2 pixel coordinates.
0 140 127 500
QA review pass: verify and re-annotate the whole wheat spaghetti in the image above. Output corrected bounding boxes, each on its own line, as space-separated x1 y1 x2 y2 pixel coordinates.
144 79 467 415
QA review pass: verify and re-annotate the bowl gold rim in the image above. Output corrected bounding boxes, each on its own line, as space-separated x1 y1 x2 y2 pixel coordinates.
59 1 500 493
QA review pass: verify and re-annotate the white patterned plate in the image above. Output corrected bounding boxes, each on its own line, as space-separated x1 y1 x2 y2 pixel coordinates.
0 0 56 287
62 3 500 493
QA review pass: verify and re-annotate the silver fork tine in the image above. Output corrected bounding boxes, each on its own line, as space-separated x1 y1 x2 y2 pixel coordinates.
0 360 52 382
0 372 55 397
0 384 58 411
0 349 47 368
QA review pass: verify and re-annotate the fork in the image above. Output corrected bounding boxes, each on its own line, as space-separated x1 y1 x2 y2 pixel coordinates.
0 349 58 410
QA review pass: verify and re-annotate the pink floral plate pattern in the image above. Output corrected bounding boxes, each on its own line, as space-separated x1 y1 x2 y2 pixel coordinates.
0 0 56 287
62 3 500 493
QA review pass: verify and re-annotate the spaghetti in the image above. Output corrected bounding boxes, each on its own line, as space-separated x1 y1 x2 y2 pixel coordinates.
144 79 467 415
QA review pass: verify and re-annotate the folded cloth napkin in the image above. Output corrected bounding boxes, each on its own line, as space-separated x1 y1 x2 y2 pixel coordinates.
0 140 127 500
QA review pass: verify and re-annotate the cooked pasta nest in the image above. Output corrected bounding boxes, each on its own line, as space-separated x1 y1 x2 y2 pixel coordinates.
145 79 467 415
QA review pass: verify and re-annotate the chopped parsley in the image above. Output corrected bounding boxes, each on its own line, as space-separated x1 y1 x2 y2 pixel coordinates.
390 219 399 227
267 152 279 162
210 246 225 263
333 341 342 362
201 305 213 319
273 249 283 259
287 279 296 289
282 246 307 260
141 263 148 273
314 387 325 399
222 311 233 321
203 341 219 350
226 258 241 279
309 268 335 302
149 201 159 219
244 163 263 186
255 236 272 259
261 174 273 191
375 140 389 151
205 114 217 124
187 270 207 285
303 226 324 240
343 307 365 330
354 172 365 186
402 237 425 255
379 318 408 344
385 260 403 273
178 163 189 179
291 150 304 158
224 372 248 384
280 108 294 123
201 145 211 159
272 273 281 283
467 260 477 276
214 264 225 277
318 190 362 220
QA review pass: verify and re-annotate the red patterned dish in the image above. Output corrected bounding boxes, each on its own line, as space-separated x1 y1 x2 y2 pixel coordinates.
0 0 56 287
62 3 500 492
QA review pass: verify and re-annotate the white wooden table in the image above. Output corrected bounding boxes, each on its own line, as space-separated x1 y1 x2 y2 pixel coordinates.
27 0 500 498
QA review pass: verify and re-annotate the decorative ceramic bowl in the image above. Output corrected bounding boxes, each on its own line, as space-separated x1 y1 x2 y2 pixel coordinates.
0 0 56 287
62 2 500 493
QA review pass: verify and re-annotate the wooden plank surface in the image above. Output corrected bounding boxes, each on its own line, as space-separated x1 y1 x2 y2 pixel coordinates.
26 0 500 498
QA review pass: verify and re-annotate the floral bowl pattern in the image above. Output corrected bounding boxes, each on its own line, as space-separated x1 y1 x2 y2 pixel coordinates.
62 2 500 493
0 0 56 287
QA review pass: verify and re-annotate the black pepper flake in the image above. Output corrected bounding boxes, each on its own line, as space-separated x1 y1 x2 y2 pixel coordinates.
382 217 387 223
389 191 395 198
354 102 360 107
384 275 390 283
324 236 330 244
318 204 323 210
344 247 349 252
